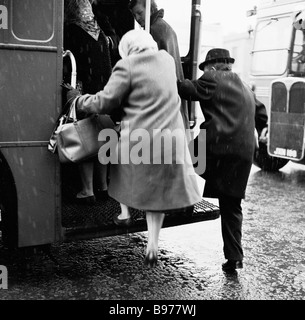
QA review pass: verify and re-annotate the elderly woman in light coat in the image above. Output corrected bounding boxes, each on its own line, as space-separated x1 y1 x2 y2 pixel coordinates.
68 29 201 267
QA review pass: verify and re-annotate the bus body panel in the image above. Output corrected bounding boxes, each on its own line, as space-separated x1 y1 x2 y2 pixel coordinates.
1 147 61 247
0 50 60 142
0 0 63 247
257 0 305 19
252 77 273 113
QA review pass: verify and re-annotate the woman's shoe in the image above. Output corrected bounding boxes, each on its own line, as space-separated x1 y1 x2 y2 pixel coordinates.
75 195 96 205
144 251 158 268
113 214 133 227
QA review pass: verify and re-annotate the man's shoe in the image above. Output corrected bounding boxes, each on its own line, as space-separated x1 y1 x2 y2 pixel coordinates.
222 260 243 272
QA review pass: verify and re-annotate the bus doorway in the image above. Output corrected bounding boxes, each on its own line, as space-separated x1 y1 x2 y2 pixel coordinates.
0 0 219 250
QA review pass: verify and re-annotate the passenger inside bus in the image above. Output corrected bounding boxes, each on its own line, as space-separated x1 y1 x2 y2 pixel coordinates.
65 29 203 268
63 0 119 204
128 0 188 129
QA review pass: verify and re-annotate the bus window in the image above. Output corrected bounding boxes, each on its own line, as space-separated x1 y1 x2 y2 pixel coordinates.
251 16 291 76
290 28 305 74
156 0 192 57
251 50 289 76
11 0 54 43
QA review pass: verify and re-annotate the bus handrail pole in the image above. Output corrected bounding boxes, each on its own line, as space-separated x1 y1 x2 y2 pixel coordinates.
145 0 151 32
63 50 77 89
189 0 202 129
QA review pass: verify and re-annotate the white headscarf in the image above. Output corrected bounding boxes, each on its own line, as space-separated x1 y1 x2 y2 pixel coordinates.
118 29 158 59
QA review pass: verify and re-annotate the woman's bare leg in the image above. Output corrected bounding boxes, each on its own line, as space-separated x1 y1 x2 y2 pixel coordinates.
77 161 94 197
94 161 108 192
118 203 131 220
145 211 165 267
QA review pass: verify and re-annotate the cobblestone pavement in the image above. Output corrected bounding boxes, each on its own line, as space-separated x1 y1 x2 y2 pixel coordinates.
0 162 304 300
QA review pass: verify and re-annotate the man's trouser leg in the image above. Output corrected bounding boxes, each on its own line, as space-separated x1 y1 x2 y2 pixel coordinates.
219 195 243 261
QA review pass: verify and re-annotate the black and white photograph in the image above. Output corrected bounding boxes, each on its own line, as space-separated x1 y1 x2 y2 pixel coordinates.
0 0 305 309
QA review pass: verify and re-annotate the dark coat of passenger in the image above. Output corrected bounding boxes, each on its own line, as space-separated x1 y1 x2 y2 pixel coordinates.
63 23 113 95
178 70 268 199
150 9 184 81
150 9 189 129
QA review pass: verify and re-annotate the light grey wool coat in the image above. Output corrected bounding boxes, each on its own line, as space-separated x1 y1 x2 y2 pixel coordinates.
76 49 201 211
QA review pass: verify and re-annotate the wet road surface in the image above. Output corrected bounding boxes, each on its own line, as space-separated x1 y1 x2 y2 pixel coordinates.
0 162 305 300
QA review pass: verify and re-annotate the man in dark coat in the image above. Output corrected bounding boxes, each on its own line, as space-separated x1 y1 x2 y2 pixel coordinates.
178 48 268 272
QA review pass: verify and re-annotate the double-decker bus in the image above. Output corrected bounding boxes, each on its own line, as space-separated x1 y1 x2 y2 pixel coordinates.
0 0 219 250
249 0 305 171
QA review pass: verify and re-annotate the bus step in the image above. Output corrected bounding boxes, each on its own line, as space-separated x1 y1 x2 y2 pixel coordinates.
62 197 219 240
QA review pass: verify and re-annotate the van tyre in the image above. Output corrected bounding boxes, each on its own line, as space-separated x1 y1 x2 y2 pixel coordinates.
254 142 289 172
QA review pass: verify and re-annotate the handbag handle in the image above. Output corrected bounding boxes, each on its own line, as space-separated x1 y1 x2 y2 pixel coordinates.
66 96 80 124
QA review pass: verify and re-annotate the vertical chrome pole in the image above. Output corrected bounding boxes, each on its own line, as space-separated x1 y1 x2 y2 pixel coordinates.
145 0 151 32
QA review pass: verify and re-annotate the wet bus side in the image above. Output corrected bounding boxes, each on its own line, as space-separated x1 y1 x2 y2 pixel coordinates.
0 0 219 250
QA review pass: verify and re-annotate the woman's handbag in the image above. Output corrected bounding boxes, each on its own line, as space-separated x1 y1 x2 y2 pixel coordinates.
51 97 115 163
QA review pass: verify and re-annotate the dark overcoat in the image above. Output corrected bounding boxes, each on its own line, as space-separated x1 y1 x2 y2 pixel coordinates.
63 23 113 95
178 70 268 198
150 9 184 81
150 9 189 130
76 50 202 211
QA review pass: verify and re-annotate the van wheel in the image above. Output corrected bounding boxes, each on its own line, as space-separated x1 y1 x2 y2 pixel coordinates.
254 142 289 172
